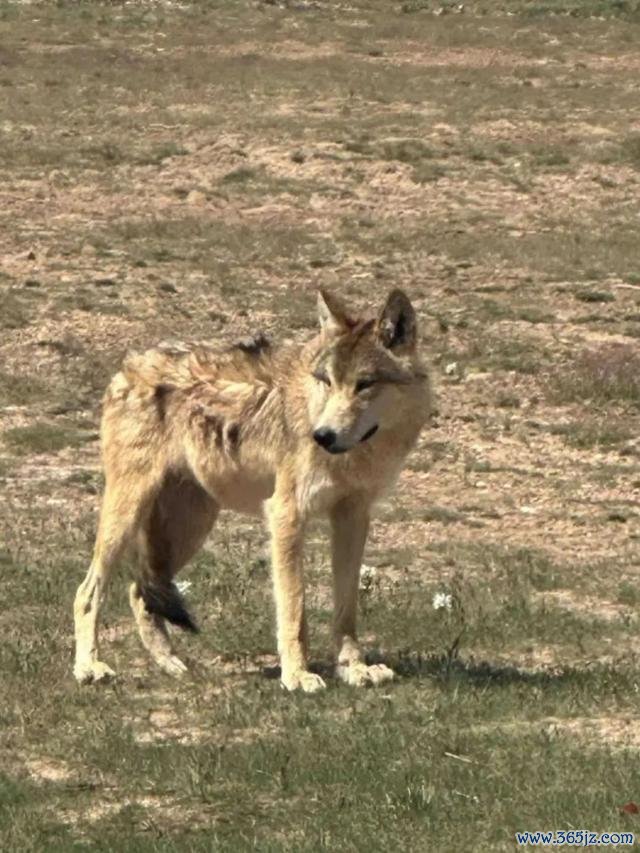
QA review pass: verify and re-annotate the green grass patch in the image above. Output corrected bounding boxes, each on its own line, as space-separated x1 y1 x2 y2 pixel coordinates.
464 334 543 375
550 417 636 450
0 371 49 407
0 291 37 331
575 289 616 305
3 421 95 455
343 134 445 184
1 533 638 851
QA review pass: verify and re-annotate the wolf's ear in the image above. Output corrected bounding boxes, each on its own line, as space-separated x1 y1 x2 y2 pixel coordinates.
317 289 353 334
377 289 417 351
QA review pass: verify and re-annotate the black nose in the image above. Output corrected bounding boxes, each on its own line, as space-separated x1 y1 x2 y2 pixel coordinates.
313 427 337 450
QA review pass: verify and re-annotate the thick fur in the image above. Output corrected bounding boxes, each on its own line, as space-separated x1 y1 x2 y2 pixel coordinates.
73 289 431 691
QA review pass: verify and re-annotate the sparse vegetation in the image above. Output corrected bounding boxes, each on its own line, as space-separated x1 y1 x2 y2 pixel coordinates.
1 291 36 330
550 417 636 450
575 289 616 304
466 334 543 375
4 422 95 455
0 371 49 407
549 344 640 408
1 0 639 849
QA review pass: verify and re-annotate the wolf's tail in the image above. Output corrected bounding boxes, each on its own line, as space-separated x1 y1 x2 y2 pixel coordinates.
138 579 199 633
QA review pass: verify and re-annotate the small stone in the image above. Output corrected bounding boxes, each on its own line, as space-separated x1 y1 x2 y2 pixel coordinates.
465 372 492 382
186 190 207 206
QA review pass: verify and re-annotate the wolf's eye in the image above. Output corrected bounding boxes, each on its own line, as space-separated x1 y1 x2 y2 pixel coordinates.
355 377 376 393
313 371 331 386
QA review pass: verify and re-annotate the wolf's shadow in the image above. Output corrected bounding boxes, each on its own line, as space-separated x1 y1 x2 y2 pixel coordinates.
262 651 586 688
389 652 579 687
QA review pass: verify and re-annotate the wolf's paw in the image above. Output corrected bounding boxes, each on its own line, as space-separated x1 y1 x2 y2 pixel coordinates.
74 660 116 685
157 654 188 678
337 661 395 687
281 670 327 693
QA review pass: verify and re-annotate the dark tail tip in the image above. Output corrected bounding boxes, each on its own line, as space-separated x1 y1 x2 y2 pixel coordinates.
139 581 199 633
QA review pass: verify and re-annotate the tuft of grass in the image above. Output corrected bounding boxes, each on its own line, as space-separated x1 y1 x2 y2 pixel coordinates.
0 291 35 330
496 391 522 408
81 140 126 165
549 344 640 408
618 132 640 170
469 335 542 375
221 166 260 184
343 134 444 183
550 417 636 450
135 141 188 166
378 138 436 164
617 581 640 606
472 299 554 326
422 505 466 525
0 371 49 407
521 0 640 18
3 421 95 455
412 161 448 183
575 289 615 304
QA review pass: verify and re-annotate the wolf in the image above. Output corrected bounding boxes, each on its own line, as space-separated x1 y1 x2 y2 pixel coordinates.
73 288 431 692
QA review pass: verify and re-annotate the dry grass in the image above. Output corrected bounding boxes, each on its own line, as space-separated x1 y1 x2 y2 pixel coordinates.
549 343 640 408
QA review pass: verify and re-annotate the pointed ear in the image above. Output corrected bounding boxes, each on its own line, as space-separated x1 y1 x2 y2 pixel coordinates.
317 289 353 334
377 289 417 351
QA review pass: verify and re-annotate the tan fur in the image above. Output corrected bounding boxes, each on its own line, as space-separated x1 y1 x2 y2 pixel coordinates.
73 289 431 691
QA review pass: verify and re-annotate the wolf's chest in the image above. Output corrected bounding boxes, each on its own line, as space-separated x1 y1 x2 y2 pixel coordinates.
211 471 275 516
293 449 404 516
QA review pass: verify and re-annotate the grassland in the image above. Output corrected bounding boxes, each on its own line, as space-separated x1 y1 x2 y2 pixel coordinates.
1 0 640 850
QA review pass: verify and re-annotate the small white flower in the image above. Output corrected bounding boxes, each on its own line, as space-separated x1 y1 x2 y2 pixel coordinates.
432 592 453 611
359 565 378 588
175 580 193 595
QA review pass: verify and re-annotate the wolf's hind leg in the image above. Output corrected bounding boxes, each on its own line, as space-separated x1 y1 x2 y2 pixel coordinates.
74 551 118 684
74 479 153 684
132 473 218 676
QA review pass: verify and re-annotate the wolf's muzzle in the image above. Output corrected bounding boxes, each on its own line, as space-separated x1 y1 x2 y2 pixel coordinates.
313 424 378 454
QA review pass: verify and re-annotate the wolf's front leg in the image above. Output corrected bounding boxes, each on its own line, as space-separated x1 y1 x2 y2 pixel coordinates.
331 497 394 687
266 477 326 693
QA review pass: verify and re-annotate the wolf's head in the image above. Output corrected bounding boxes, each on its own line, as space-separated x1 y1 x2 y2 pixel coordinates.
307 288 429 455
